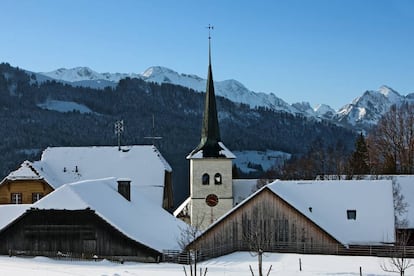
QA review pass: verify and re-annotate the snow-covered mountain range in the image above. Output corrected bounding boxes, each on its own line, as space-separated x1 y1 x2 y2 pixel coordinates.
36 66 413 131
334 86 414 130
39 66 301 114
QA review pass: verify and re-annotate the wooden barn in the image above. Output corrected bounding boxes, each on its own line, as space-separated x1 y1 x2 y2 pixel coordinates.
0 145 174 211
190 180 395 257
0 178 186 261
0 209 160 261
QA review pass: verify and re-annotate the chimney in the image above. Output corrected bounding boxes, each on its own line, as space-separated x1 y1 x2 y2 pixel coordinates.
117 179 131 201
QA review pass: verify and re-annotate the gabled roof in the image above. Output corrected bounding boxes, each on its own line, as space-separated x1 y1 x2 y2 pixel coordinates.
30 177 186 252
0 204 31 231
268 180 395 245
26 145 170 206
200 179 395 246
4 161 42 181
318 175 414 229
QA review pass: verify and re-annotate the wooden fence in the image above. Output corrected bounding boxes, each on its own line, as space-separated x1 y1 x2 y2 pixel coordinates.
7 249 155 263
7 241 414 264
162 240 414 264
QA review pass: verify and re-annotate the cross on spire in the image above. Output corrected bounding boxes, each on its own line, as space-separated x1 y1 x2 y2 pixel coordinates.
207 24 214 40
207 24 214 64
188 24 223 158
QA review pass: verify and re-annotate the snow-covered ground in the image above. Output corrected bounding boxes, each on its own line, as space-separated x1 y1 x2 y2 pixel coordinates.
233 150 291 174
0 252 406 276
37 100 94 114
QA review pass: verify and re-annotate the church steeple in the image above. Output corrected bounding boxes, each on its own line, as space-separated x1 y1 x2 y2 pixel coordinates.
189 25 226 158
186 26 235 230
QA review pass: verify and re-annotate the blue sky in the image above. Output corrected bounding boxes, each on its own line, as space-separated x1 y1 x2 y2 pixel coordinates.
1 0 414 109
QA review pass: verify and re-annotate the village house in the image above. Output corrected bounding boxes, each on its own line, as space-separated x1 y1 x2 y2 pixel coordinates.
0 144 185 261
0 177 186 261
189 179 395 258
0 145 174 211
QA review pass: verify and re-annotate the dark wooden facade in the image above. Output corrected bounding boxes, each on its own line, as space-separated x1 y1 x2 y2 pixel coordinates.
191 188 341 256
0 209 160 262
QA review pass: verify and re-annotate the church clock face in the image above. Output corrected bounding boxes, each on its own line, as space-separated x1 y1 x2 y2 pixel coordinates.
205 194 219 207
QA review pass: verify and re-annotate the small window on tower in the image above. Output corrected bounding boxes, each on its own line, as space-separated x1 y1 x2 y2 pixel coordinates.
202 173 210 185
214 173 222 185
347 210 357 220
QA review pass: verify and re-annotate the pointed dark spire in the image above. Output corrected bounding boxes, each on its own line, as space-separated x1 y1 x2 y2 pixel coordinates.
189 25 224 158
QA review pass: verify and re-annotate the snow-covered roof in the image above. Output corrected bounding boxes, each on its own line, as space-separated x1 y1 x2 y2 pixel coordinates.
321 175 414 229
187 142 236 159
5 161 42 181
0 204 31 230
203 179 395 246
32 177 186 252
267 180 395 245
27 145 171 206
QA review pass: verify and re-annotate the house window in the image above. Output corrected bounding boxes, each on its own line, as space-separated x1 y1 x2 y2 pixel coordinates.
202 173 210 185
214 173 222 184
11 193 22 204
347 210 357 220
32 192 44 203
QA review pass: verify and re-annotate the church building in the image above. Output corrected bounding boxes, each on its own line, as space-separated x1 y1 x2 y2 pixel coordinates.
175 34 396 257
184 32 235 230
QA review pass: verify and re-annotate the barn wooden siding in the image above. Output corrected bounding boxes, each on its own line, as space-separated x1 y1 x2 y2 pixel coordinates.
0 209 160 262
191 188 340 255
0 180 53 204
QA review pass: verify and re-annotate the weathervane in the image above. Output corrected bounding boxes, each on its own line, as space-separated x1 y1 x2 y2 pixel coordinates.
206 24 214 63
207 24 214 40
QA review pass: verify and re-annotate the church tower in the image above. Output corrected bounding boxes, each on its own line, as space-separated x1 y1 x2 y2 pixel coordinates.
187 28 235 230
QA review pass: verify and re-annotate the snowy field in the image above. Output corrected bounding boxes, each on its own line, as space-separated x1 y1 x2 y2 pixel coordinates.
0 252 407 276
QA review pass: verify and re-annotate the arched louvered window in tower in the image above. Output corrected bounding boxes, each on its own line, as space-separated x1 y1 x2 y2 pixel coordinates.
202 173 210 185
214 173 222 185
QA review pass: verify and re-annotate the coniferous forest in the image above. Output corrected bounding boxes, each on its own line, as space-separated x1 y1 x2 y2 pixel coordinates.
0 63 357 205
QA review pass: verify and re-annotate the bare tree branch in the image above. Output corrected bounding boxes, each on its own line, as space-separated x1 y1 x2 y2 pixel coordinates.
178 215 208 276
381 231 413 276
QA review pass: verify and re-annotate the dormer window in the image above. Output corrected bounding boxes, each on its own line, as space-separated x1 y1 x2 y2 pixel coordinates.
214 173 222 185
347 210 357 220
202 173 210 185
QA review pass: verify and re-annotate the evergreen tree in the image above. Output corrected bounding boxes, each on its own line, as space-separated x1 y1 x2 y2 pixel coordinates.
349 133 370 175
